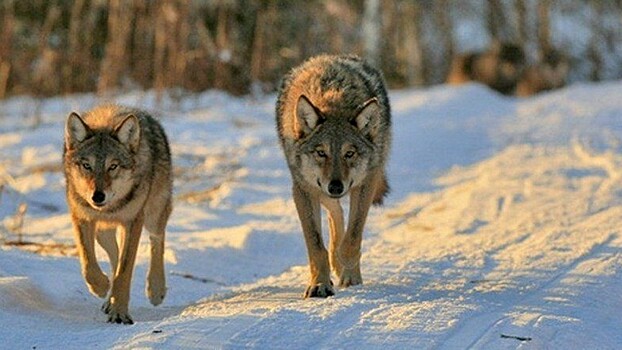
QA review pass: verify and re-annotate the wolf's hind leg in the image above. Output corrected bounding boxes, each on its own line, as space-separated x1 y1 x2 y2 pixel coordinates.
372 170 389 206
144 197 171 306
320 197 345 277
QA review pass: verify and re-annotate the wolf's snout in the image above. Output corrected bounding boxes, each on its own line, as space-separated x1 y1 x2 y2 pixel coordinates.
328 180 344 196
92 190 106 205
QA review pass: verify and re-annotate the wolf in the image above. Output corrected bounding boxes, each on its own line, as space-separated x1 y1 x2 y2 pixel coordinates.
446 42 526 95
515 49 569 96
276 54 391 298
63 105 172 324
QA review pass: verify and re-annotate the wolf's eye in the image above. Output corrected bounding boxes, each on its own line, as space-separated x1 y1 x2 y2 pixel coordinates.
316 150 327 158
344 151 355 159
108 164 118 171
81 162 92 171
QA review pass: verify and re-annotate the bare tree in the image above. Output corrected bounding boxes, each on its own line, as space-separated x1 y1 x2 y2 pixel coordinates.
515 0 528 49
130 1 157 91
537 0 552 53
97 0 134 94
2 0 622 98
0 0 15 99
63 0 90 93
487 0 508 42
362 0 382 66
436 0 455 80
400 1 425 86
587 1 605 81
250 1 275 84
32 5 61 97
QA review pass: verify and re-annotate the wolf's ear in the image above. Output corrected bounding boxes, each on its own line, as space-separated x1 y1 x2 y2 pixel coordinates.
114 114 141 152
65 112 90 148
295 95 322 137
354 98 382 139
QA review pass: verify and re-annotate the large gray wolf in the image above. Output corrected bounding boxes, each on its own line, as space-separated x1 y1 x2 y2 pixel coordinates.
63 105 172 324
446 42 526 95
276 54 391 298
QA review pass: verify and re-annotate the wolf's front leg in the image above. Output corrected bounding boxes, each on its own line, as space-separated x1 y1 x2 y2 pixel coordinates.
339 171 379 287
293 185 333 298
320 197 345 277
72 217 109 297
104 213 143 324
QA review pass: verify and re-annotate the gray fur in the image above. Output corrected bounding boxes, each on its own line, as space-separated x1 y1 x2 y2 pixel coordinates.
446 43 526 95
63 104 172 324
276 54 392 298
516 49 569 96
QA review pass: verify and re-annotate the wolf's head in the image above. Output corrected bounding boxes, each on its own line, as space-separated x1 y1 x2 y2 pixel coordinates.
294 95 382 199
494 43 526 87
64 112 140 211
540 49 569 89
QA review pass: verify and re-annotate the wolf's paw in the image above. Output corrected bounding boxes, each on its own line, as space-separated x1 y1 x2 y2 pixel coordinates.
101 299 111 314
304 282 335 298
146 278 167 306
107 311 134 325
85 271 110 298
104 301 133 324
339 269 362 287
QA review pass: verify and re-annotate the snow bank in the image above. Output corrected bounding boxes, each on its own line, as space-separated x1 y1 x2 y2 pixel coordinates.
0 82 621 348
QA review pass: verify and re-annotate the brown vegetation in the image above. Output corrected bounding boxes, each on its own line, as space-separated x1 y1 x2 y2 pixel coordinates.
0 1 621 99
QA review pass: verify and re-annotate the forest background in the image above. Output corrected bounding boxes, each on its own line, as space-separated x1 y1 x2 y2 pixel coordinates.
1 0 621 100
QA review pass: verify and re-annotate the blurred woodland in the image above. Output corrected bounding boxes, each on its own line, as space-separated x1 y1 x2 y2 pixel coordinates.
1 0 622 99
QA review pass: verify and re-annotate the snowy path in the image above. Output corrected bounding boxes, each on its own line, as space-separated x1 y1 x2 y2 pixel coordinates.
1 83 621 349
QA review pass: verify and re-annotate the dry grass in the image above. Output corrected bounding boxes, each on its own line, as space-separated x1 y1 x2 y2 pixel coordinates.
3 240 77 257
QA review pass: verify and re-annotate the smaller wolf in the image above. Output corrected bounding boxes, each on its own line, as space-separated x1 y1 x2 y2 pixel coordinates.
515 49 569 96
446 42 526 95
276 54 391 298
63 105 172 324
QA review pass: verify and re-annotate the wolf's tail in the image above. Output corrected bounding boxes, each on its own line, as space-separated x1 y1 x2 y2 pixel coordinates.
372 172 389 206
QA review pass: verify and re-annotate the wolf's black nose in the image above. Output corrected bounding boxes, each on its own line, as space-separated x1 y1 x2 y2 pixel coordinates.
328 180 344 196
92 191 106 204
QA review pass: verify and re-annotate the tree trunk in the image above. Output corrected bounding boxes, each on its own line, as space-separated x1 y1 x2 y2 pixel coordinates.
588 1 604 81
487 0 507 42
362 0 382 67
63 0 85 93
0 0 15 99
250 2 274 84
97 0 134 94
514 0 527 49
436 0 455 81
537 0 551 52
32 5 61 96
402 1 425 86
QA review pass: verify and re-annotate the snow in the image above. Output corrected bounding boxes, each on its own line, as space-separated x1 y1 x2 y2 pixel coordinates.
1 81 622 349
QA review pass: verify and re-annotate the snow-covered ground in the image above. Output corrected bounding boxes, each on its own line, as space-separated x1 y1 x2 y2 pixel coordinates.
1 82 621 349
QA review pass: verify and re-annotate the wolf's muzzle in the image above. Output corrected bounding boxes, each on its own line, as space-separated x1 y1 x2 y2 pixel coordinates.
328 180 344 196
92 190 106 206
